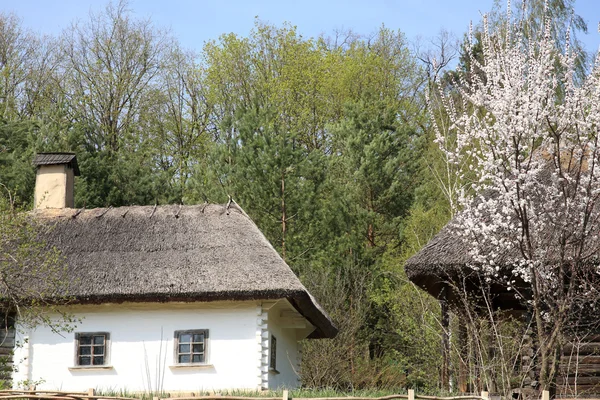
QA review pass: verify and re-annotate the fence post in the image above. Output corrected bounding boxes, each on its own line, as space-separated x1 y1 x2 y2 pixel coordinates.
408 389 415 400
87 388 95 400
481 391 489 400
282 390 289 400
542 390 550 400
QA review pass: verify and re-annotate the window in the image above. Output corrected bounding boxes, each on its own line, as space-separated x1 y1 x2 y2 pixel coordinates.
75 332 109 366
269 334 277 371
174 330 208 364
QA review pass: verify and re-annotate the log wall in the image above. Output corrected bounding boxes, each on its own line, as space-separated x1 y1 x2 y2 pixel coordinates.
556 336 600 396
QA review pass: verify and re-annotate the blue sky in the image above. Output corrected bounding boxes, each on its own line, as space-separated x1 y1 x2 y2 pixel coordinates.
3 0 600 55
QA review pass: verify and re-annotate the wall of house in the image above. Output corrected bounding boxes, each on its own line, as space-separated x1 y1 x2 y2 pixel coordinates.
34 165 69 209
65 166 75 208
13 301 269 392
266 302 303 389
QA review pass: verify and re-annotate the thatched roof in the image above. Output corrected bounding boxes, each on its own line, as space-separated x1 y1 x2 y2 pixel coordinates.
404 155 573 306
404 223 471 295
404 221 529 310
32 203 337 338
33 153 80 175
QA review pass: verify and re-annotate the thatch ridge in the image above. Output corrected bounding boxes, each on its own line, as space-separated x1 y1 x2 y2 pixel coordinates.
32 203 337 338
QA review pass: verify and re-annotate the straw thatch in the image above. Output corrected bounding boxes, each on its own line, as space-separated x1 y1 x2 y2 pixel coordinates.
405 217 541 312
404 151 595 307
403 222 477 298
404 224 468 283
32 203 337 338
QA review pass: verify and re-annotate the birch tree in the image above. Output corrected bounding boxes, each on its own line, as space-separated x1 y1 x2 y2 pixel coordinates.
435 2 600 393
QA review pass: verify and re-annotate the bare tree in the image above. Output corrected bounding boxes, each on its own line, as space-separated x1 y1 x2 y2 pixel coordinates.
60 0 171 153
0 12 39 120
414 29 458 84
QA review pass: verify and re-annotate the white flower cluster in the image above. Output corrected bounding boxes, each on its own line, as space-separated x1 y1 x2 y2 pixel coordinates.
435 7 600 290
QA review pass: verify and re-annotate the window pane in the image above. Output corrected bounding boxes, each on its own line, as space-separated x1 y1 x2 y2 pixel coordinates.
179 333 192 343
178 343 190 353
178 354 190 363
79 335 92 345
93 356 104 365
192 333 204 342
79 356 91 366
92 345 104 356
270 335 277 369
192 344 203 352
79 346 91 356
192 354 204 363
93 335 105 345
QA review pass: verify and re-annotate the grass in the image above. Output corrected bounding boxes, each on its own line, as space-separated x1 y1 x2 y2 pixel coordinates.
94 387 469 400
289 388 408 398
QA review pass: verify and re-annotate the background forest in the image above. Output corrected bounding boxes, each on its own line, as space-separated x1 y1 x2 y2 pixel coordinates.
0 0 595 393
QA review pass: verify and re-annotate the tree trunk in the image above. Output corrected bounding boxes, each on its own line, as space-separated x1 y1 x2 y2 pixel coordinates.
441 285 450 391
458 315 468 393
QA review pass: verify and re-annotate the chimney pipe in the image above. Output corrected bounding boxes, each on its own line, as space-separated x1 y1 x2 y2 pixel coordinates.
32 153 80 209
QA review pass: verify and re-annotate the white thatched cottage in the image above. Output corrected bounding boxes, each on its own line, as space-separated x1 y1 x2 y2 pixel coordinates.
12 153 336 392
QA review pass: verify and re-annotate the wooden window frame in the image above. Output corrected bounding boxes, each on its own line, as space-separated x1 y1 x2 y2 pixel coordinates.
174 329 209 365
74 332 110 367
269 334 277 372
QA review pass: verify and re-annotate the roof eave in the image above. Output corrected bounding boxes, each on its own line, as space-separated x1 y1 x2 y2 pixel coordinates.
47 290 338 339
288 291 338 339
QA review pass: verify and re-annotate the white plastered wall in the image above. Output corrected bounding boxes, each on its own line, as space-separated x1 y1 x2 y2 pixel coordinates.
34 165 74 209
266 301 314 389
13 301 265 392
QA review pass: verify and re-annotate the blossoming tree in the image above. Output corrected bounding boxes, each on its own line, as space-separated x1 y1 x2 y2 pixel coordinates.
433 2 600 393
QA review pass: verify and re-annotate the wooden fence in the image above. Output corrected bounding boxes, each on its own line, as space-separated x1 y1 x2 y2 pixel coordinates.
0 389 557 400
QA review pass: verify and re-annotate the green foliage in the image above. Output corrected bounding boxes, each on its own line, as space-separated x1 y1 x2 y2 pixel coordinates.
329 100 422 247
0 194 77 331
0 119 38 207
0 6 454 391
208 105 326 260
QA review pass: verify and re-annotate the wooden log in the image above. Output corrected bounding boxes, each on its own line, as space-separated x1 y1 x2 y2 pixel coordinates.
563 342 600 355
414 396 485 400
458 318 468 393
561 355 600 364
0 392 88 395
556 384 600 396
89 397 139 400
440 285 450 391
0 338 16 348
564 335 600 343
0 396 82 400
557 375 600 385
159 397 282 400
559 364 600 374
0 330 16 339
0 394 138 400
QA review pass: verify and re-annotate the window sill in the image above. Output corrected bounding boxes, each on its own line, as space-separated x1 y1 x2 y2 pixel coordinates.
69 365 114 371
269 368 280 375
169 364 214 370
